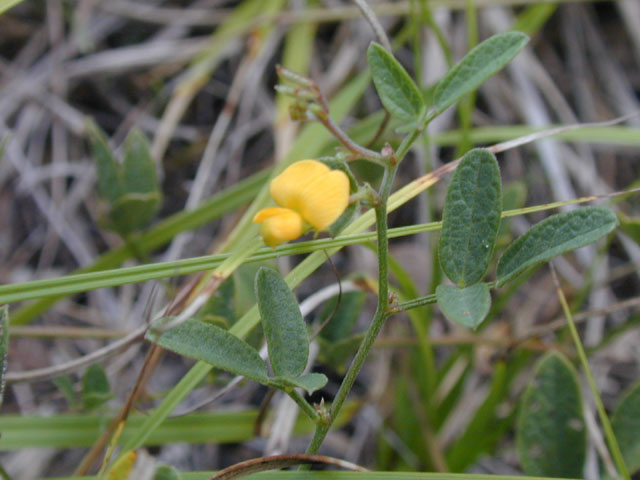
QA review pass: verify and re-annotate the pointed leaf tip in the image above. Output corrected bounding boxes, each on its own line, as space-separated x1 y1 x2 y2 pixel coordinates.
434 31 529 114
497 206 618 285
146 318 269 383
367 42 424 123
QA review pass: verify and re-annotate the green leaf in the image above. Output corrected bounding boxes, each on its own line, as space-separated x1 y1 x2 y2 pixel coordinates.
611 381 640 473
87 121 124 204
269 373 328 394
146 318 268 383
367 42 424 123
434 32 529 114
255 267 308 378
112 129 162 234
439 149 502 286
153 465 182 480
436 283 491 330
122 129 160 195
82 364 112 411
109 192 162 235
88 124 162 235
497 207 618 286
517 352 586 477
0 305 8 408
54 376 79 410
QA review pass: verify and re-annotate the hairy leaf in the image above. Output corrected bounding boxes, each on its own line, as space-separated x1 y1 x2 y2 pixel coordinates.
269 373 328 394
517 352 586 477
146 318 268 383
439 149 502 286
612 381 640 473
255 267 308 378
368 42 424 122
497 207 618 285
434 32 529 114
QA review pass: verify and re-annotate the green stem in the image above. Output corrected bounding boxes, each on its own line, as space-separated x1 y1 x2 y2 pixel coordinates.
288 389 320 424
551 265 630 480
397 293 437 311
305 167 395 455
305 127 421 456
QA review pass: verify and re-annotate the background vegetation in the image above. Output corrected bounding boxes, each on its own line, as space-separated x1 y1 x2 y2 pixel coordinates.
0 0 639 479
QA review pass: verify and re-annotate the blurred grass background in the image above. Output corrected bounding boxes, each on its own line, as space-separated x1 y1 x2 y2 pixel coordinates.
0 0 639 478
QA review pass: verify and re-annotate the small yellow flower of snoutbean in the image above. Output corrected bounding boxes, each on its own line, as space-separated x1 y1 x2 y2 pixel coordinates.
253 160 350 247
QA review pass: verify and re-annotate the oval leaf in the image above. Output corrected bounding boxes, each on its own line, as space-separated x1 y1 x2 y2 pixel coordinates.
123 129 160 195
517 352 586 477
497 207 618 286
439 149 502 286
612 381 640 473
82 364 112 411
109 192 162 235
87 121 124 204
367 42 424 122
269 373 328 395
153 465 182 480
434 32 529 114
436 283 491 330
146 318 268 383
255 267 308 378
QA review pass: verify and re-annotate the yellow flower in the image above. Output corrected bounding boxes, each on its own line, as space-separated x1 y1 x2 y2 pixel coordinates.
253 159 350 247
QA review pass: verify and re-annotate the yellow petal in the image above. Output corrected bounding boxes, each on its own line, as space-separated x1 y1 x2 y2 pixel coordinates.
253 207 293 224
270 160 330 211
299 169 350 230
253 208 304 247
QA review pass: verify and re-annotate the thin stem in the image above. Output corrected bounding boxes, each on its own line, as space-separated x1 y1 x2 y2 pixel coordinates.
352 0 392 52
397 293 437 311
288 389 321 424
550 264 630 480
320 113 385 165
305 163 399 455
304 90 425 455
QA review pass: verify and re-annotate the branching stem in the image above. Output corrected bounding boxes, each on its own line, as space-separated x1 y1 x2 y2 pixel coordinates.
288 389 321 424
305 126 422 456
